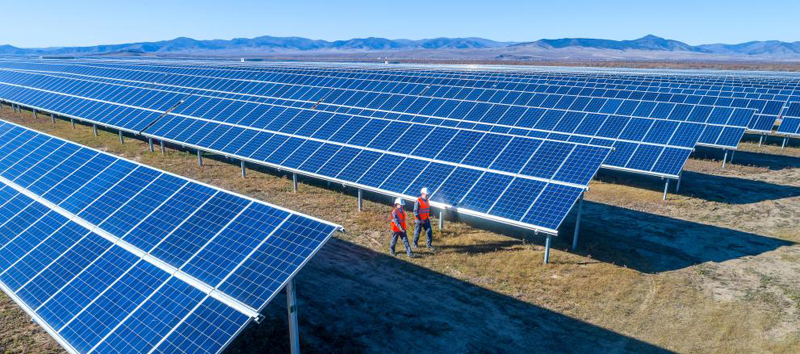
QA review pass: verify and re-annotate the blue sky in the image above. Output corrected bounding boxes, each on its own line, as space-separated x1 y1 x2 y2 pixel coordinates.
2 0 796 48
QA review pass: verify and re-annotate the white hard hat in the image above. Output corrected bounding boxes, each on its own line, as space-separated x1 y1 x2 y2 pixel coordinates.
420 187 429 195
394 198 404 206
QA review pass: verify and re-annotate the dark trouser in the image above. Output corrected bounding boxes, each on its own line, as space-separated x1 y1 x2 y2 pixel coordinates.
390 231 413 256
413 219 433 247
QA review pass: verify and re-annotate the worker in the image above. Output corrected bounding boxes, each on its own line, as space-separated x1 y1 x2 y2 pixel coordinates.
390 198 415 258
413 187 435 250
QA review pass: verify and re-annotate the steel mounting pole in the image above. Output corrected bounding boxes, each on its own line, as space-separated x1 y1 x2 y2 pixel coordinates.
782 137 788 149
544 234 552 264
730 150 735 163
241 160 246 178
357 189 362 211
676 173 682 193
93 124 98 137
758 135 763 147
50 113 55 124
118 131 124 144
722 150 728 168
148 138 154 152
663 179 670 201
438 210 444 230
572 192 583 251
70 119 75 129
197 151 203 166
286 279 300 354
160 140 165 155
292 173 297 192
33 109 37 119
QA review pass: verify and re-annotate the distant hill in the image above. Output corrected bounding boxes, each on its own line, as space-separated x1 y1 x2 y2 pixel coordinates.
3 35 800 60
515 35 709 53
0 36 515 55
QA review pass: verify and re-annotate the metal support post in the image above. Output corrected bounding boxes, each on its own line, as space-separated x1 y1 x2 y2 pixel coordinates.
197 151 203 166
676 173 682 193
33 110 37 119
160 140 165 154
758 135 764 147
572 192 583 251
730 150 735 163
357 189 362 211
118 131 124 144
543 235 552 264
51 113 55 124
663 179 670 201
292 173 298 192
286 279 300 354
241 161 246 178
722 150 728 168
782 137 788 149
70 119 75 129
438 210 444 230
93 124 98 137
148 138 154 152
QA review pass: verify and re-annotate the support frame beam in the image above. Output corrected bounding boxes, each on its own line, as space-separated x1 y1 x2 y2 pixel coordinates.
286 279 300 354
544 234 552 264
572 192 583 251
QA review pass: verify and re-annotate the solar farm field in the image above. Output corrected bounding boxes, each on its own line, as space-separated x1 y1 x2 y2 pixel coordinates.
0 100 798 353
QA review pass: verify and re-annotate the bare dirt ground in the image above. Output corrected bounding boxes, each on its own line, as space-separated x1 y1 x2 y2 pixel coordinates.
0 108 798 353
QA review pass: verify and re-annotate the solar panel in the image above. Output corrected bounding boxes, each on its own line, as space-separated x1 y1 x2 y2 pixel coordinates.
0 120 341 354
777 103 800 137
0 66 612 235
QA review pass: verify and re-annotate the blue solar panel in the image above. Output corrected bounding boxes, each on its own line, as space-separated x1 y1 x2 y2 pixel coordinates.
778 103 800 137
0 121 341 354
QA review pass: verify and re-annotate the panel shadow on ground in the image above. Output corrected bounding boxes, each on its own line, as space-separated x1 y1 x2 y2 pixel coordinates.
677 171 800 204
558 201 794 273
225 239 674 354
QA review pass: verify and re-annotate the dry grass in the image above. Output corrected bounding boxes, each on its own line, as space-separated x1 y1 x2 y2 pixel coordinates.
0 107 799 353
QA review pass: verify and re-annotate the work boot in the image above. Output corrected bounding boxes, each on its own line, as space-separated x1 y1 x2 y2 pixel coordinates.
390 250 396 257
412 243 419 249
427 245 436 251
408 253 417 258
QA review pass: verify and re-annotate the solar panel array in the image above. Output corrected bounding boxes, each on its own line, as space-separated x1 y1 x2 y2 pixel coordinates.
0 59 729 180
0 120 341 354
0 61 615 235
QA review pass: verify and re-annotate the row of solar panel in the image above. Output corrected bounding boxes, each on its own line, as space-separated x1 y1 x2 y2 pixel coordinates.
283 64 800 93
42 60 789 112
0 64 751 149
26 61 776 123
198 62 800 100
0 71 697 183
0 120 339 353
225 63 799 107
52 62 765 137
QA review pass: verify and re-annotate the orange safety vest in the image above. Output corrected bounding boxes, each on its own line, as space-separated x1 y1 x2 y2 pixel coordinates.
391 207 406 232
417 197 430 220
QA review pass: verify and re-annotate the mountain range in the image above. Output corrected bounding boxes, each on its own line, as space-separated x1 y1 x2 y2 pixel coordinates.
3 35 800 60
